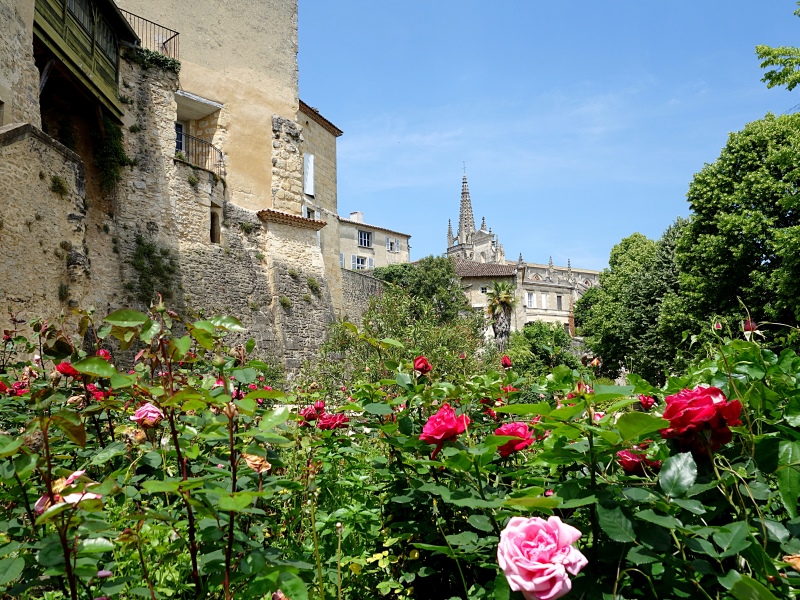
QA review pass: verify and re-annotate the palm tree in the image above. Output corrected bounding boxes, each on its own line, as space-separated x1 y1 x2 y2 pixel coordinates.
486 281 516 351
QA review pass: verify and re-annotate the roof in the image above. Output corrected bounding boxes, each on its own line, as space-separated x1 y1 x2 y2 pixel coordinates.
257 208 327 231
451 258 517 278
338 217 411 238
299 100 343 137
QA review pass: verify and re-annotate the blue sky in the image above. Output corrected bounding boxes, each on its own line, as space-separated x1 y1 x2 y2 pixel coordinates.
298 1 800 270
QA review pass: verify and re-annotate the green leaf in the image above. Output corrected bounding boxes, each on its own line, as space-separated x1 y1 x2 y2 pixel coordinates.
445 531 478 546
233 368 258 384
713 522 751 558
72 357 116 378
592 384 635 402
258 407 290 430
659 452 697 498
244 389 287 402
467 515 494 532
505 496 560 509
634 509 681 529
277 572 309 600
597 505 636 543
139 318 161 343
364 403 394 416
235 397 257 416
0 438 23 459
494 571 511 600
189 325 215 349
0 556 24 585
104 309 149 327
616 412 669 442
380 338 405 349
626 546 659 565
207 315 246 332
90 441 126 465
729 574 780 600
548 401 585 421
169 335 192 359
776 440 800 518
78 537 114 555
37 539 65 566
51 411 86 447
670 498 707 515
35 502 73 525
494 402 551 416
219 492 254 512
110 373 135 389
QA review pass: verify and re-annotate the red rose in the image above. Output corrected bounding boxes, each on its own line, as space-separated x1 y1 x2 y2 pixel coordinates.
660 385 742 454
413 356 432 374
743 319 758 332
300 405 322 422
96 349 111 361
56 361 81 378
501 355 513 369
0 381 8 394
638 395 656 410
495 422 534 458
616 450 662 476
317 413 349 430
420 403 470 459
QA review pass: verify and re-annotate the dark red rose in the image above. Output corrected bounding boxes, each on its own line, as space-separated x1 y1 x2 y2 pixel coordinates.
317 413 349 430
660 385 742 454
413 356 432 374
56 361 81 378
501 355 513 369
616 450 662 476
638 395 656 410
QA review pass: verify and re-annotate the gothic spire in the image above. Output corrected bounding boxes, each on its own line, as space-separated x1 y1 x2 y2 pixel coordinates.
480 216 486 231
458 174 476 244
447 219 454 248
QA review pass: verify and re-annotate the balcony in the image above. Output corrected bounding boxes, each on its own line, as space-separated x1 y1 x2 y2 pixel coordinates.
120 9 179 59
175 132 225 178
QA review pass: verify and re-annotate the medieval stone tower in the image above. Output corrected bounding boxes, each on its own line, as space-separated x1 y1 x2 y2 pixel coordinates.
446 174 505 264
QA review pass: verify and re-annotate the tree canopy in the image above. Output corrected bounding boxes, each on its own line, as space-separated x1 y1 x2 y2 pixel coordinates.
756 2 800 91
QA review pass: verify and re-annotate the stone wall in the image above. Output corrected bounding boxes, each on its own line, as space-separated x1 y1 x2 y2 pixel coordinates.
0 124 86 318
340 268 383 325
271 116 304 215
0 0 40 126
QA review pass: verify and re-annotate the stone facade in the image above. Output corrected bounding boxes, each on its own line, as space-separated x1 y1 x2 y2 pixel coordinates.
447 176 600 334
0 0 40 126
339 212 411 272
341 268 383 325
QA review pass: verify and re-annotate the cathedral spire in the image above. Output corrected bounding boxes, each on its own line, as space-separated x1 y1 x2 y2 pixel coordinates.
447 219 454 248
458 174 476 245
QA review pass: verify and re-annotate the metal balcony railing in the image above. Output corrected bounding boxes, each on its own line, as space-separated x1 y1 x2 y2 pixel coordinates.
175 132 225 178
120 9 179 59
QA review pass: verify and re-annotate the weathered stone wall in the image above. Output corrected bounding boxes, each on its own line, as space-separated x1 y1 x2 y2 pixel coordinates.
0 124 86 317
0 0 40 126
340 268 383 325
271 116 304 215
298 105 343 318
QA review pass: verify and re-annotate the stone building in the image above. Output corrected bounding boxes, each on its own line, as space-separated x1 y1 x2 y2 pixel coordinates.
338 211 411 272
447 175 600 334
0 0 391 365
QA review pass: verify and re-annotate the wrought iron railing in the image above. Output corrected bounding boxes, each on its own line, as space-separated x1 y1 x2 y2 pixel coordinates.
174 132 225 178
120 9 179 59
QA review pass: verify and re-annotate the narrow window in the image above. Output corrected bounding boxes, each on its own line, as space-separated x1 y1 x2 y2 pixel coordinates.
304 207 316 220
175 122 186 154
356 256 366 270
210 206 221 244
541 293 548 309
556 295 563 311
303 154 315 196
527 292 533 308
339 253 344 267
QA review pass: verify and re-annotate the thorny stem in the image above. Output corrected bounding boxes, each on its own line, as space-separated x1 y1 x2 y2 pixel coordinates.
223 413 237 600
10 458 37 536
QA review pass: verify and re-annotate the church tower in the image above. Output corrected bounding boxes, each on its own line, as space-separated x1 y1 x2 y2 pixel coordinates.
457 174 476 245
447 173 504 263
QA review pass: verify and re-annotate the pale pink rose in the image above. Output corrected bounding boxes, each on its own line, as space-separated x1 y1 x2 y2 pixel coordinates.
498 516 588 600
62 491 102 504
33 494 52 515
130 402 164 428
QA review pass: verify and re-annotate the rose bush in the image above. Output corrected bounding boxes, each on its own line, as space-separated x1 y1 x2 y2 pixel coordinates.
659 384 742 453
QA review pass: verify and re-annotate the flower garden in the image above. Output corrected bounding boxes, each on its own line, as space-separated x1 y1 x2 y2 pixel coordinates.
0 302 798 600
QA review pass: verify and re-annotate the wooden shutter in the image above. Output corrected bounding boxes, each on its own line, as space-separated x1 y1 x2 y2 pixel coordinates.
303 154 315 196
351 254 357 270
339 253 344 267
368 258 374 269
386 236 391 250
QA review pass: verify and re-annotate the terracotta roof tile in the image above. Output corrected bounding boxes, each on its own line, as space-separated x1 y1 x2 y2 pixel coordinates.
299 100 343 137
257 208 327 231
451 258 517 278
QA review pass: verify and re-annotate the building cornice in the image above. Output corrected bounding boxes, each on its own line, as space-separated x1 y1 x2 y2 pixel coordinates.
257 208 327 231
299 100 343 137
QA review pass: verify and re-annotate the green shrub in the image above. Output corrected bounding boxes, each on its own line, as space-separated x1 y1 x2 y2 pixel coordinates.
49 175 69 196
279 295 292 309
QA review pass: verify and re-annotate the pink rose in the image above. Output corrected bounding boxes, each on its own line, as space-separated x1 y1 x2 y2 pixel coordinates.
413 355 432 374
638 395 656 410
130 402 164 428
660 385 742 454
317 413 349 430
501 355 513 369
96 349 111 361
420 404 469 459
495 422 534 458
498 516 588 600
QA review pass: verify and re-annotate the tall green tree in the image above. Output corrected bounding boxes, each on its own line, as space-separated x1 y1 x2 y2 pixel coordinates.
485 281 516 351
670 113 800 331
756 2 800 91
373 256 467 323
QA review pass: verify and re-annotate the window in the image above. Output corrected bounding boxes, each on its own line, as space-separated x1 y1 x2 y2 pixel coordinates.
386 237 399 252
351 256 374 270
541 293 548 309
303 154 315 196
210 206 222 244
175 122 186 154
556 295 563 311
304 207 316 220
481 286 488 294
526 292 534 308
67 0 93 33
358 230 372 248
96 16 117 61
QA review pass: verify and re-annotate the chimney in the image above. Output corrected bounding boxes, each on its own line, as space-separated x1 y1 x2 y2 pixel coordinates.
349 211 363 223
